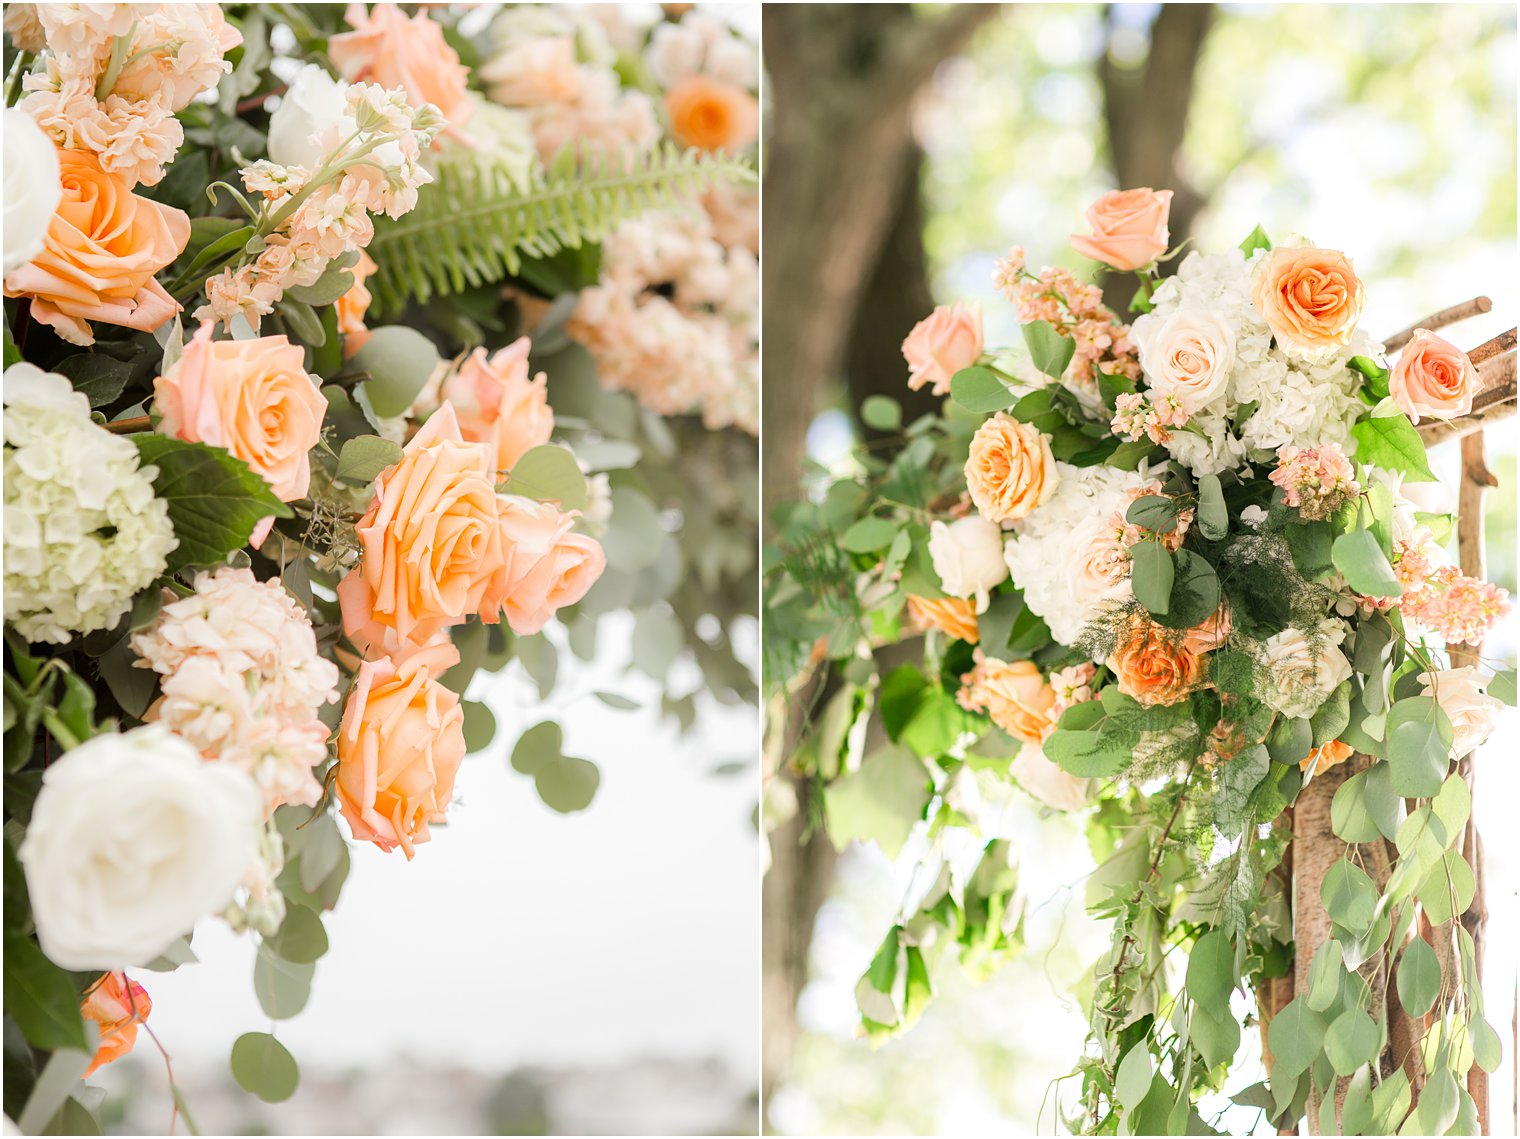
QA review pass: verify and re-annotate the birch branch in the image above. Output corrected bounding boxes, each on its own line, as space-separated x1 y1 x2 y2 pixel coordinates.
1384 296 1493 353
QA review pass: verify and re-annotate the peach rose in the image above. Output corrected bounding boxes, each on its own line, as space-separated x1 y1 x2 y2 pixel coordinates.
1135 309 1236 412
1184 606 1232 654
337 403 507 657
907 595 979 643
1389 329 1479 424
438 339 554 473
961 656 1056 745
154 324 327 546
902 302 983 396
328 2 474 146
477 35 583 107
1299 739 1354 776
1070 188 1172 271
483 495 607 635
1251 245 1365 357
665 75 759 153
1108 616 1204 707
335 641 465 859
964 413 1058 524
336 249 378 356
3 146 188 346
81 972 150 1077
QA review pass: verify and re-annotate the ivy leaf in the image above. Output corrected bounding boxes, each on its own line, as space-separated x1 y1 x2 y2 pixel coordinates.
824 744 931 858
1023 320 1075 378
132 436 291 572
1350 409 1437 483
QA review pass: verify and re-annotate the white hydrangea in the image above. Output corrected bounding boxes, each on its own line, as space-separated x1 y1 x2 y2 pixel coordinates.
1135 248 1368 473
1001 461 1151 646
3 364 177 644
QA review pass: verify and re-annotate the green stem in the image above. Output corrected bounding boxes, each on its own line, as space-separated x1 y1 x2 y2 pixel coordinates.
93 21 138 100
4 50 34 107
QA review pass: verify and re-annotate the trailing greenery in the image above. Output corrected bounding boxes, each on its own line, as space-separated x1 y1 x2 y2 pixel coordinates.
367 143 756 315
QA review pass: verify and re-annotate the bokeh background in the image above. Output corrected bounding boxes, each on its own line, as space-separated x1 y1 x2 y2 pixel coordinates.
761 4 1517 1134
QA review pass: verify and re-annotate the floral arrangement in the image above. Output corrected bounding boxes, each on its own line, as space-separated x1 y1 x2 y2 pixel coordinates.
3 3 754 1130
764 187 1514 1134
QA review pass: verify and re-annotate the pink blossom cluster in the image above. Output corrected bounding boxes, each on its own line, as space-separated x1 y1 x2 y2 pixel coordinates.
994 252 1141 384
19 3 241 187
130 568 341 812
1400 565 1511 646
1268 444 1360 521
1048 662 1098 719
568 203 758 434
198 85 440 330
1111 391 1190 444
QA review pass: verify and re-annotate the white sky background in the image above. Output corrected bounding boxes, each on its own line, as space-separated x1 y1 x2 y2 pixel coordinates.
116 612 760 1086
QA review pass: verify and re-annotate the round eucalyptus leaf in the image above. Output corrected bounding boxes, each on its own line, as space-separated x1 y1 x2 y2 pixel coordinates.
230 1032 299 1103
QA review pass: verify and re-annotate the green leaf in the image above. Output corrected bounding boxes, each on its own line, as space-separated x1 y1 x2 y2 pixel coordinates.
1324 1008 1379 1077
334 435 403 484
1267 997 1327 1080
1287 520 1334 581
841 517 899 554
1372 1069 1412 1134
1488 667 1516 707
253 944 313 1020
1126 495 1181 532
1404 1067 1459 1136
861 395 903 431
461 700 497 753
1323 858 1378 935
284 264 356 307
351 325 441 418
1191 1000 1242 1069
1395 936 1440 1018
1351 410 1437 483
1306 939 1345 1013
275 299 325 347
264 905 328 965
230 1032 299 1104
1196 474 1228 540
1385 696 1454 796
593 691 638 711
824 744 930 858
1115 1045 1153 1112
54 354 133 408
1130 541 1175 616
1471 1015 1502 1074
1186 930 1236 1008
949 366 1015 413
2 933 88 1052
1331 770 1383 843
132 436 292 571
502 444 589 510
1418 849 1475 925
509 720 599 812
1023 320 1075 378
1238 224 1272 256
1332 528 1401 597
1152 549 1221 630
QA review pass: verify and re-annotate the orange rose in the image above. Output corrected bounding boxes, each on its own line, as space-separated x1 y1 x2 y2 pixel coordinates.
1070 188 1172 271
336 250 378 356
1250 246 1365 357
3 146 188 346
1389 329 1479 424
337 403 507 658
328 2 474 146
907 595 979 643
335 641 465 859
154 323 327 546
482 495 606 636
438 339 554 473
1300 739 1354 776
665 75 759 153
961 656 1056 745
964 412 1058 524
1108 616 1204 707
81 972 150 1077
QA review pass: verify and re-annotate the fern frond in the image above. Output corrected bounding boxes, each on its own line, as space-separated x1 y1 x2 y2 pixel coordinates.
366 142 756 316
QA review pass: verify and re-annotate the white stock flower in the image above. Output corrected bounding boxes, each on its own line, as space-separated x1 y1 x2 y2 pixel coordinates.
3 364 177 643
3 109 62 273
19 725 262 970
928 516 1009 612
1258 619 1353 719
1419 667 1504 757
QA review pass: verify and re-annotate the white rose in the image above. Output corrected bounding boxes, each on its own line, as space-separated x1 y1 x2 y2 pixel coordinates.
3 109 62 274
1259 620 1353 719
267 64 354 169
19 726 262 970
1136 308 1237 413
1420 667 1504 757
928 516 1009 612
1010 742 1091 812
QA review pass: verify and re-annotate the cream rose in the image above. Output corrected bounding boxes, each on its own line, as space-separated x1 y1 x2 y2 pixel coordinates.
1419 667 1503 757
928 516 1009 612
964 413 1058 525
1258 620 1353 718
1010 742 1092 812
1136 308 1236 412
1390 329 1479 424
19 725 261 970
3 109 62 273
